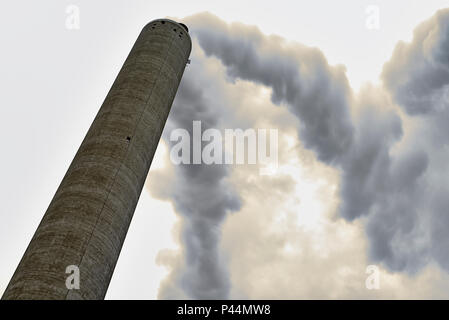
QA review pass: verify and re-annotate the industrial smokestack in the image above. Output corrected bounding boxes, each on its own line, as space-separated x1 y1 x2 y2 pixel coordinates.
2 19 191 300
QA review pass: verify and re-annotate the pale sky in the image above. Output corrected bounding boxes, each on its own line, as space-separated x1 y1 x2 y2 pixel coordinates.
1 1 449 299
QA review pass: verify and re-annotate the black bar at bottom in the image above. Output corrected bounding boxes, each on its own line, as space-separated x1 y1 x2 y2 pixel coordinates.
0 299 444 318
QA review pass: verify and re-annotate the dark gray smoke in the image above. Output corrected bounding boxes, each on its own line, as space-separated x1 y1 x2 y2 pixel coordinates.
184 11 449 274
381 8 449 271
186 14 354 164
149 52 241 299
383 9 449 116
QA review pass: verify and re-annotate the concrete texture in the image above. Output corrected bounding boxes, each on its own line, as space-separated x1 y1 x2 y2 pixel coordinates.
2 19 191 300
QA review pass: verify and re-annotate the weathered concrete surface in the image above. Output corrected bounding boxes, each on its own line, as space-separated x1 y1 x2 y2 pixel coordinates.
2 19 191 300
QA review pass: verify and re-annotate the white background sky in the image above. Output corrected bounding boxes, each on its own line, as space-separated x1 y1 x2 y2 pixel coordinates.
0 0 448 299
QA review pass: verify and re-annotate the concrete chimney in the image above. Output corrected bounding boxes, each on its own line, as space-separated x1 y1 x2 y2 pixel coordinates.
2 19 191 300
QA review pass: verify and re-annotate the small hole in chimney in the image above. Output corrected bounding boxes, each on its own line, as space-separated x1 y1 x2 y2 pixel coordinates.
126 136 131 141
161 21 165 24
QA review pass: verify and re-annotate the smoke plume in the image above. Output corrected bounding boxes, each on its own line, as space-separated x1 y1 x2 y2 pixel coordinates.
152 9 449 298
184 11 449 273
